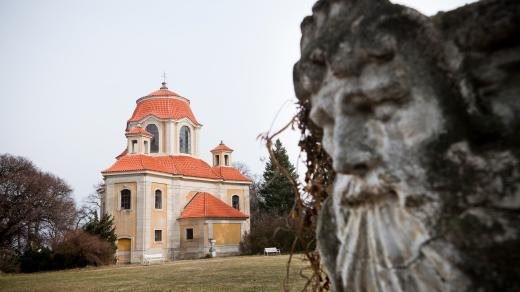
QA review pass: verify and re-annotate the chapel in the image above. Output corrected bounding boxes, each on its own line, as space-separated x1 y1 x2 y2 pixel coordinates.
101 81 251 263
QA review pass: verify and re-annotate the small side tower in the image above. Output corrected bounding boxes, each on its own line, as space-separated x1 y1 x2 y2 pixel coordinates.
125 126 153 155
211 141 233 167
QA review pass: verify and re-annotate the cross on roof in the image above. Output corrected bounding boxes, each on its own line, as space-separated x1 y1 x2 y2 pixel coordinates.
161 72 168 89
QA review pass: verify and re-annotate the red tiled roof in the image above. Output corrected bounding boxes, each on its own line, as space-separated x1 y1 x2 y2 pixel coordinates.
180 192 248 219
212 166 250 182
116 149 127 159
128 98 201 125
103 155 171 173
125 127 153 137
170 156 220 179
103 154 252 182
146 88 179 97
103 155 217 179
211 142 233 152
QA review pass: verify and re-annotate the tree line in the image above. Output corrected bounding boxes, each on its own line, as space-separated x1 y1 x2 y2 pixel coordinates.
1 140 311 271
0 154 116 272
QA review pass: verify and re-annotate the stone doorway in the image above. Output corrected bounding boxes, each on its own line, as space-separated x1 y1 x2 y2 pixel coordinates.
116 238 131 264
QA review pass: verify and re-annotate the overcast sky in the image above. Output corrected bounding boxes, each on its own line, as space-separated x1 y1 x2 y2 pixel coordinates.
0 0 476 204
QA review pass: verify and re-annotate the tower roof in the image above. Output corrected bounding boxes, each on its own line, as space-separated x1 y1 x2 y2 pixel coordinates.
128 83 201 126
180 192 248 219
145 81 179 97
211 141 233 152
145 87 179 97
128 98 201 125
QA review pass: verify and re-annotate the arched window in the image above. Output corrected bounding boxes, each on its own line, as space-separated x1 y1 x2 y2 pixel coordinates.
179 126 191 154
155 189 162 209
121 189 131 210
146 124 160 153
232 195 240 210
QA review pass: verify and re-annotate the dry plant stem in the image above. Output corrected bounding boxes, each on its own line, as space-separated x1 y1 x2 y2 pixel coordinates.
260 115 323 291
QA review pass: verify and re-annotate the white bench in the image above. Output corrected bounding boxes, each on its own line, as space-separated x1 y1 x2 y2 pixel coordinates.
143 253 164 265
264 247 281 256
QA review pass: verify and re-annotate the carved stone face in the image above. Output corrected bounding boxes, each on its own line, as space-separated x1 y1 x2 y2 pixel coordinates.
301 21 448 197
310 54 444 178
295 1 520 291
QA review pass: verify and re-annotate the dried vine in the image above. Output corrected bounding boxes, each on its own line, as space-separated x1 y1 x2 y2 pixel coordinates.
259 98 335 291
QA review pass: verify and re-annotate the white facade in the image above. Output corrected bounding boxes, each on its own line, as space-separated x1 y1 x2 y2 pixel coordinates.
103 173 250 262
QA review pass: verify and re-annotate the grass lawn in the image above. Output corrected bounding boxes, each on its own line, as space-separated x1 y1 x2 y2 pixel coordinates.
0 254 312 291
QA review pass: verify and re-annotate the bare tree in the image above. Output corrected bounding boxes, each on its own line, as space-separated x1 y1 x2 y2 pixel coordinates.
89 182 105 212
232 161 262 220
0 154 76 270
75 182 105 229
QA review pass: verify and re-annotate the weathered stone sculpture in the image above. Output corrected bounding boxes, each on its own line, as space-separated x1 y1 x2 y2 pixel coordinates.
293 0 520 290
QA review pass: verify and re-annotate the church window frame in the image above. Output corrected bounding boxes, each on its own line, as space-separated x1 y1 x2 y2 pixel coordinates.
155 189 162 209
146 123 160 153
232 195 240 210
186 228 194 240
224 155 229 166
179 126 191 154
154 230 162 242
121 189 131 210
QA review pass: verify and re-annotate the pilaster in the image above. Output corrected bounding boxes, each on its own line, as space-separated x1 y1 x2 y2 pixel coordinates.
170 182 182 249
173 121 179 154
135 177 148 261
165 121 173 155
105 182 114 216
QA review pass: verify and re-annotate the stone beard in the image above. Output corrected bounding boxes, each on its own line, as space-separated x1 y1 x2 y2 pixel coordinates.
294 0 520 291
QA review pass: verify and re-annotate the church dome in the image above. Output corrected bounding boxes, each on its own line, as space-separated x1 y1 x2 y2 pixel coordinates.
146 86 179 97
127 82 201 126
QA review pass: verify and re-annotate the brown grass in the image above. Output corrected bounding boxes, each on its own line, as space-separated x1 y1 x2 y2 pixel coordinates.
0 254 311 291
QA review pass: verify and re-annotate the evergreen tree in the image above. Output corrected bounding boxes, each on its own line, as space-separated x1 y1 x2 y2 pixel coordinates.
259 139 298 215
83 213 117 251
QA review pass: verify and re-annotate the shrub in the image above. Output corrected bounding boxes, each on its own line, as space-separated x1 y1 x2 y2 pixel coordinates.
18 247 53 273
241 210 317 255
241 214 297 254
83 213 117 251
52 230 114 269
0 249 19 273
